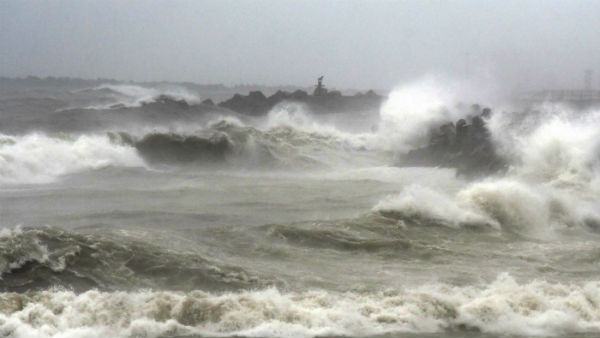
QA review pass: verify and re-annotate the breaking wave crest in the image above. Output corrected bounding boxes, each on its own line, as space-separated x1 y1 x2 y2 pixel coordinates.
81 84 202 109
373 102 600 237
120 117 384 169
0 115 387 185
489 104 600 190
1 274 600 338
374 178 600 237
0 133 143 185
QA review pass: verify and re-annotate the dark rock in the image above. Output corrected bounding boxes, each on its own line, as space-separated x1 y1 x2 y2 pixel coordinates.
218 90 271 115
364 90 378 97
201 98 214 106
248 90 267 101
481 107 492 118
268 90 291 103
429 122 456 151
214 77 386 116
584 217 600 232
400 107 507 178
143 94 189 108
291 90 309 100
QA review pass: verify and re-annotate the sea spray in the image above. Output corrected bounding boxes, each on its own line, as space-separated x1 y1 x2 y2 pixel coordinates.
0 133 143 184
374 84 600 235
91 84 202 108
374 176 600 236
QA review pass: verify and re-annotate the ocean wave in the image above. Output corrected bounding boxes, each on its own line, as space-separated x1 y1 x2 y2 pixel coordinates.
132 132 234 165
121 116 385 169
0 117 383 184
262 223 409 251
0 274 599 338
0 226 270 292
82 84 202 109
373 184 492 229
373 178 600 237
489 104 600 190
372 99 600 236
0 133 143 185
374 76 498 153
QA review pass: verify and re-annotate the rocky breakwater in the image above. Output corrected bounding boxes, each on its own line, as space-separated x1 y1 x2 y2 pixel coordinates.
217 89 385 115
400 106 507 177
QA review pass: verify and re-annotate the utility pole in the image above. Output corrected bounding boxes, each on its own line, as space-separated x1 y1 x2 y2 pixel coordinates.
584 69 593 91
465 52 470 79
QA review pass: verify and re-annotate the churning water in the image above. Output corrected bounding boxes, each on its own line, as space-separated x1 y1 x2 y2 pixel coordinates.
2 80 600 338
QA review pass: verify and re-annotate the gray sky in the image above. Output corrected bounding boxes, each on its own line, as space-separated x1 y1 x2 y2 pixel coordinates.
1 0 599 90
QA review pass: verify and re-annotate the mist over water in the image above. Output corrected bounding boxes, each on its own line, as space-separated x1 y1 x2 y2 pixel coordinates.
2 77 600 338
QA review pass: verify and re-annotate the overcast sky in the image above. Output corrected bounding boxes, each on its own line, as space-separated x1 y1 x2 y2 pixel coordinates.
1 0 599 90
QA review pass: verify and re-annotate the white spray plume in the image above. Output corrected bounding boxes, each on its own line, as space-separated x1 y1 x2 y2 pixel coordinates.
376 75 497 152
92 84 201 108
0 133 144 185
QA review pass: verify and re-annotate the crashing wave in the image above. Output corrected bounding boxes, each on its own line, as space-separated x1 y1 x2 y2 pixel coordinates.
133 132 234 165
373 178 600 238
84 84 202 109
111 115 384 170
372 83 600 236
0 133 144 185
0 114 382 185
0 274 599 337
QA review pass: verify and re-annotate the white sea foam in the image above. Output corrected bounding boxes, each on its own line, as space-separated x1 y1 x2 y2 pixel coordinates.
0 133 144 185
84 84 201 109
1 274 600 338
490 105 600 190
375 75 497 152
374 176 600 236
372 82 600 235
374 183 491 228
377 77 457 152
264 103 374 150
205 78 479 157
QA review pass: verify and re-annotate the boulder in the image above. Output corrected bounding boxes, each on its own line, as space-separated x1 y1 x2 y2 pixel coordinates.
218 91 270 115
400 107 507 178
291 90 309 100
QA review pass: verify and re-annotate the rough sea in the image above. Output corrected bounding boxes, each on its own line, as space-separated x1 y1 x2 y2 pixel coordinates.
2 79 600 338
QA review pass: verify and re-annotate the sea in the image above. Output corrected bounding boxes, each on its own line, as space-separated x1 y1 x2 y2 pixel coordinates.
1 78 600 338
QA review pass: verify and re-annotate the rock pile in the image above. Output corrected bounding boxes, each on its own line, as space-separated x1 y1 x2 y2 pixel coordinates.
400 106 507 177
217 89 384 115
